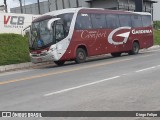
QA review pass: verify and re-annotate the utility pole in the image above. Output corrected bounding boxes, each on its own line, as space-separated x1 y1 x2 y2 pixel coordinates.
76 0 79 7
55 0 58 10
68 0 71 8
117 0 119 10
24 0 26 13
62 0 65 9
19 0 23 13
48 0 50 12
37 0 41 14
4 0 8 13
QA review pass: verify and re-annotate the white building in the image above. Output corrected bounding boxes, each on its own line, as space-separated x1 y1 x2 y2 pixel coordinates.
153 1 160 20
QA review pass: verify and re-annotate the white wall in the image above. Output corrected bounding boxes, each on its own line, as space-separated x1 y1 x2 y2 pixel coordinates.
0 13 39 34
153 1 160 21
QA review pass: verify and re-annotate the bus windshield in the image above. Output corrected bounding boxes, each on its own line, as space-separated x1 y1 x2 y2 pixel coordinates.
29 13 74 50
30 19 53 50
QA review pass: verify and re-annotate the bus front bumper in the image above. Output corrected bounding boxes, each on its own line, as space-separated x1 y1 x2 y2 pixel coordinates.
30 52 58 63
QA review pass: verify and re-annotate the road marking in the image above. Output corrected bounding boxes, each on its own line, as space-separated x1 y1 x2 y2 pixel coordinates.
135 65 160 73
136 66 156 73
0 49 159 85
0 58 131 85
44 76 120 96
45 64 160 96
122 74 128 76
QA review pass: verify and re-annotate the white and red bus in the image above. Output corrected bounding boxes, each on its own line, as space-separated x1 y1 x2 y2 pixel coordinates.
29 8 153 66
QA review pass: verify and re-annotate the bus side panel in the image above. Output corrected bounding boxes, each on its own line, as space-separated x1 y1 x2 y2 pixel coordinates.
129 27 154 49
60 25 154 61
60 29 133 61
140 27 154 49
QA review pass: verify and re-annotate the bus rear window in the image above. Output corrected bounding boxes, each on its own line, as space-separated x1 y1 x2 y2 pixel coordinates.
119 14 132 27
131 15 143 28
106 14 120 29
142 15 152 27
91 14 106 29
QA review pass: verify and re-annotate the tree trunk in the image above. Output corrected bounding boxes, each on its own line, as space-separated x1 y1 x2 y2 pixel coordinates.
19 0 23 13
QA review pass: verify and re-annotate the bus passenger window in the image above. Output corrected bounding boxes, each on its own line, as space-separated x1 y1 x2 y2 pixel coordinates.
131 15 143 28
57 13 74 37
75 14 92 30
55 24 65 42
91 14 106 29
142 15 152 27
119 14 132 27
106 14 120 29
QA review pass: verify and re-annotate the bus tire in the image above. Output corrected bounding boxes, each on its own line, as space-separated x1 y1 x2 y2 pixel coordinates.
75 48 86 63
129 42 140 55
54 61 65 66
111 52 121 57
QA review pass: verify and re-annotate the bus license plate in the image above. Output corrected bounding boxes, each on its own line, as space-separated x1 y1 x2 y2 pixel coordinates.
37 58 42 62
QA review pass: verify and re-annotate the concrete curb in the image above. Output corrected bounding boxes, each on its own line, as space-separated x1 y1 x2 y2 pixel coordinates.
0 45 160 73
0 62 51 73
147 45 160 50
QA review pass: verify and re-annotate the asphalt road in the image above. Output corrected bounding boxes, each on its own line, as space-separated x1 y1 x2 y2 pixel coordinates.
0 48 160 120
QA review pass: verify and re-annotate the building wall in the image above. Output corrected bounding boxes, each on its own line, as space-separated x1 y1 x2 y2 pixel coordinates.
10 0 89 14
0 5 5 12
153 1 160 21
10 0 155 15
91 0 118 9
143 2 152 13
118 0 135 11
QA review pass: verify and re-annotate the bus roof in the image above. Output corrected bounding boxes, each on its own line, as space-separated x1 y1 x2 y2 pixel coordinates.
38 7 151 20
78 8 151 16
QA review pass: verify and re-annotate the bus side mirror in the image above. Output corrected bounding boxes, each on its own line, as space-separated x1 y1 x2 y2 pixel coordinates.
47 18 61 30
23 25 31 31
23 25 31 36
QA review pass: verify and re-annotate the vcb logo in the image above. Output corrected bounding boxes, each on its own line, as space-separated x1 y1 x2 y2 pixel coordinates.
4 16 25 25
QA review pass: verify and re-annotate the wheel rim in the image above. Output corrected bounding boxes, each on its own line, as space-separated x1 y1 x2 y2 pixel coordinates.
78 51 84 60
133 44 139 53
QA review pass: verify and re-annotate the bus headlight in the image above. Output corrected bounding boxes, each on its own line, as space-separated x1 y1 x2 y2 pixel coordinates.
40 50 48 56
49 46 56 51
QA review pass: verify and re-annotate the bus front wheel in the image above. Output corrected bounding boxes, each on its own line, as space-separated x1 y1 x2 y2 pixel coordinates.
129 42 140 55
54 61 65 66
75 48 86 63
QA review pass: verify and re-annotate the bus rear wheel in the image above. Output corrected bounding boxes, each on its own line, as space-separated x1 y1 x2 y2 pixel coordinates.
54 61 65 66
111 52 121 57
129 42 140 55
75 48 86 64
